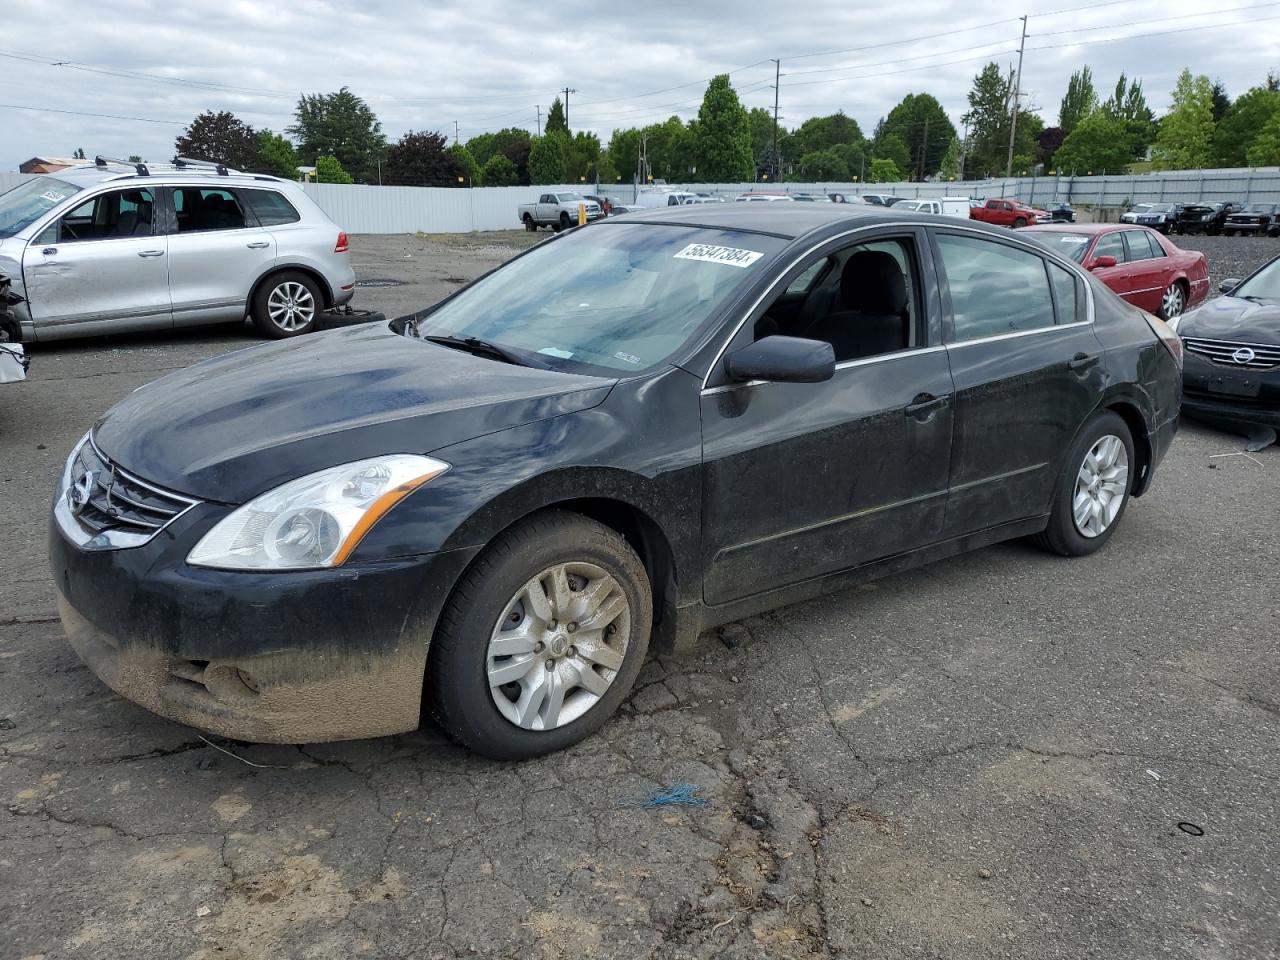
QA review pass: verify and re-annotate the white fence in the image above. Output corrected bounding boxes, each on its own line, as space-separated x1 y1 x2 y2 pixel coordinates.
5 168 1280 233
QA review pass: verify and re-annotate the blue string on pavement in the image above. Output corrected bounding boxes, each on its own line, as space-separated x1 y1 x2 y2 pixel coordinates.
623 782 710 809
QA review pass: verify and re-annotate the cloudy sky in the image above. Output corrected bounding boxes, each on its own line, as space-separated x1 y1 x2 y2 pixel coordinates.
2 0 1277 170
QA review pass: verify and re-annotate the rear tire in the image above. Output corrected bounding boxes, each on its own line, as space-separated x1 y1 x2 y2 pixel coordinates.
1032 411 1134 557
428 510 652 759
251 271 322 339
523 214 537 232
1157 281 1186 321
559 212 572 231
1012 217 1027 228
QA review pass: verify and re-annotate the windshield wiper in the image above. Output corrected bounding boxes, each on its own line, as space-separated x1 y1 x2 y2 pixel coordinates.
422 334 545 368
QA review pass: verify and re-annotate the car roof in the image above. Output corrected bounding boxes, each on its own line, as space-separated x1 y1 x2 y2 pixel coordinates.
607 201 991 240
1022 223 1142 235
39 164 294 191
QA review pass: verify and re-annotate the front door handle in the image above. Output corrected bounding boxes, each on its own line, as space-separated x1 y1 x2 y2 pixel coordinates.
42 247 57 256
137 249 164 258
1067 352 1100 371
904 393 951 418
246 240 270 249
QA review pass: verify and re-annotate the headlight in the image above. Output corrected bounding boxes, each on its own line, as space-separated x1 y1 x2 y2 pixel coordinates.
188 455 449 570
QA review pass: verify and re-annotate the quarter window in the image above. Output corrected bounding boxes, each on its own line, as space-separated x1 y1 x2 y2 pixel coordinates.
54 188 155 242
241 189 300 226
173 188 248 232
1047 262 1082 325
935 233 1056 340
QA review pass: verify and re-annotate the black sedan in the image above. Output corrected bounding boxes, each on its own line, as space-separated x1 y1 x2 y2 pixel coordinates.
50 205 1183 758
1174 254 1280 429
1049 202 1076 223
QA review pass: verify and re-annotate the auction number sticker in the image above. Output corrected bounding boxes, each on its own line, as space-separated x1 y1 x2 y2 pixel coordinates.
674 243 763 268
41 190 67 203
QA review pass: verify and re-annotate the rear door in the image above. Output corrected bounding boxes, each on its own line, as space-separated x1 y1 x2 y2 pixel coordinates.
22 186 171 339
1119 229 1170 313
164 185 276 327
931 228 1105 536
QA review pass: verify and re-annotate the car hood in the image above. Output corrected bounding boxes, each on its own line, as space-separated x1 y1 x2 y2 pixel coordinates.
1180 296 1280 345
93 323 615 502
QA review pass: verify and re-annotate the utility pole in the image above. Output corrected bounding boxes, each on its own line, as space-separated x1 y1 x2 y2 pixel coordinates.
771 58 781 183
958 117 969 182
563 87 578 129
536 105 541 134
1005 14 1027 179
453 120 459 145
918 114 930 180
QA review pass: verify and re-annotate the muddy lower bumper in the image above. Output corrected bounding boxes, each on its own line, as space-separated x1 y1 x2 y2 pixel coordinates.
50 509 478 744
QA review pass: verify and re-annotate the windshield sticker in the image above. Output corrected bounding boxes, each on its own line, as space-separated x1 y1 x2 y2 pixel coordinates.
538 346 574 359
674 243 763 268
40 190 68 203
613 351 641 365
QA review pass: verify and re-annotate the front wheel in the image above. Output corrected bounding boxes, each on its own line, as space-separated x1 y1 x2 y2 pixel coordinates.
523 214 537 232
1012 217 1027 228
428 511 652 759
1032 411 1134 557
251 271 322 339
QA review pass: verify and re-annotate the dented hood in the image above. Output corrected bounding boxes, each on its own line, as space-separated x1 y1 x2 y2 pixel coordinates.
93 322 614 502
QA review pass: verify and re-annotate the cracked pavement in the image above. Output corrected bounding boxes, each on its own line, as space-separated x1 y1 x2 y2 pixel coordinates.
2 233 1278 960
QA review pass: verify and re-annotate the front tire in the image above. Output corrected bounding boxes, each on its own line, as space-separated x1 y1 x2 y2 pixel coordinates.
1032 411 1134 557
251 271 322 339
523 214 537 232
428 510 652 759
1012 217 1027 228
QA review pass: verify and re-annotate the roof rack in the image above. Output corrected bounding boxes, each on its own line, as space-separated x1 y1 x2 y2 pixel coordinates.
95 155 149 177
173 156 232 176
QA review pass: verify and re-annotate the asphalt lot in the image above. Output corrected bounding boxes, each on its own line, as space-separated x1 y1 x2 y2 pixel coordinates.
2 231 1278 960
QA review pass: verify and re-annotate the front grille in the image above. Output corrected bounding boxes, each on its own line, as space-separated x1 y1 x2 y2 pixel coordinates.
1182 337 1280 370
70 438 197 535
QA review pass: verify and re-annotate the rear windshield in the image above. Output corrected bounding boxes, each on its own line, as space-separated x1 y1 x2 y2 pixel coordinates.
408 222 786 376
0 177 82 238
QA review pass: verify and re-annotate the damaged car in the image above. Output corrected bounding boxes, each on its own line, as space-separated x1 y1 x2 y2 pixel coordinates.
51 205 1182 758
0 273 27 384
1174 253 1280 431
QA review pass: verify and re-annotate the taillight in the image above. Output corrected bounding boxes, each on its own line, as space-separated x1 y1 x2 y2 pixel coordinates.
1142 311 1183 368
334 231 349 253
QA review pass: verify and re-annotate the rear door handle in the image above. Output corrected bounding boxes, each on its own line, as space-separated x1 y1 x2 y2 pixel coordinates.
246 241 270 249
904 393 951 418
137 249 164 258
1068 352 1100 371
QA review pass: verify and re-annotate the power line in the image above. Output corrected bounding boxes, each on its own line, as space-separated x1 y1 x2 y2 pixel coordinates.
1027 13 1280 49
0 101 185 125
1029 0 1280 37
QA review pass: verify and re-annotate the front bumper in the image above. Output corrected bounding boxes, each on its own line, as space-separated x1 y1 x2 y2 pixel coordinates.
1181 352 1280 429
1227 221 1266 232
50 502 478 743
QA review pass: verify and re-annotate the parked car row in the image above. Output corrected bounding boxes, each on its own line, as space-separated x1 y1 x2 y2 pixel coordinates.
1118 200 1280 237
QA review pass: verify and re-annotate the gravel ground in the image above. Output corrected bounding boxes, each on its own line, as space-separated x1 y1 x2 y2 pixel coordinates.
2 230 1278 960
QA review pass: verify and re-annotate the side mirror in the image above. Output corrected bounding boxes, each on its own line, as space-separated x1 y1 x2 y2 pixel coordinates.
1089 255 1117 270
1218 278 1241 294
725 335 835 384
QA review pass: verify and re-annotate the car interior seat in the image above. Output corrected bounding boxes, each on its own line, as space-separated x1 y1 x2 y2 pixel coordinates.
803 250 910 360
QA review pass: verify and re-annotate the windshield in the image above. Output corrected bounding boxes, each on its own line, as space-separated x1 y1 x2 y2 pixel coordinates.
1024 232 1090 264
1234 258 1280 300
409 223 786 375
0 177 81 238
1130 204 1154 213
1245 203 1275 213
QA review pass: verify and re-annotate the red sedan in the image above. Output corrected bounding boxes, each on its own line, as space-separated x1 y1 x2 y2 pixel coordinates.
1023 224 1209 320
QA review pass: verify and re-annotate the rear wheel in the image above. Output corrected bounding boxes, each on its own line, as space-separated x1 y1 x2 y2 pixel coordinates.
523 214 537 232
1032 411 1134 557
559 212 572 231
1012 217 1027 228
1158 281 1186 320
251 271 322 339
428 510 652 759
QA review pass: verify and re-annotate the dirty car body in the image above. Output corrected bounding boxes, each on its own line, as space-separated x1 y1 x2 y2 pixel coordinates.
51 205 1182 753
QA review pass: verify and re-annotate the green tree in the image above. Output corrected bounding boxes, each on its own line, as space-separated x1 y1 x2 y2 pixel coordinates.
175 110 260 169
788 112 864 166
480 154 519 186
748 106 781 173
127 154 144 163
606 127 641 182
465 132 499 166
289 87 386 181
528 134 567 184
1102 73 1157 160
645 116 696 181
1052 111 1133 174
962 62 1039 177
545 96 569 135
597 153 620 184
938 137 960 179
563 131 601 182
1152 70 1216 170
72 147 86 160
871 131 911 172
868 158 903 182
1214 86 1280 166
796 149 850 181
691 75 754 182
879 93 956 178
1246 109 1280 165
382 130 463 186
256 129 299 178
1210 80 1231 123
450 143 480 185
314 154 353 184
1058 67 1097 137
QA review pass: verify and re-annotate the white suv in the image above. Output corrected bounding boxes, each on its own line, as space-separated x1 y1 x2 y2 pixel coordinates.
0 158 356 341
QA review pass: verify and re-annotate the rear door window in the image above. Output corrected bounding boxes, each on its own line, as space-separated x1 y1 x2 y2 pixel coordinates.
934 233 1056 341
1123 231 1162 261
241 189 300 226
172 187 249 232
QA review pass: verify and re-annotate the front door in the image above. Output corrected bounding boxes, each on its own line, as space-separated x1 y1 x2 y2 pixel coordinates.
699 229 954 606
164 186 276 327
930 228 1106 536
22 186 171 339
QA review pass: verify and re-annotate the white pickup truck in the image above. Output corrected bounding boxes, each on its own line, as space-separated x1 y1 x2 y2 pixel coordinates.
518 193 603 232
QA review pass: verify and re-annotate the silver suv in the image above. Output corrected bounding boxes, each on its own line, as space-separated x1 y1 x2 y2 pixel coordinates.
0 158 356 341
